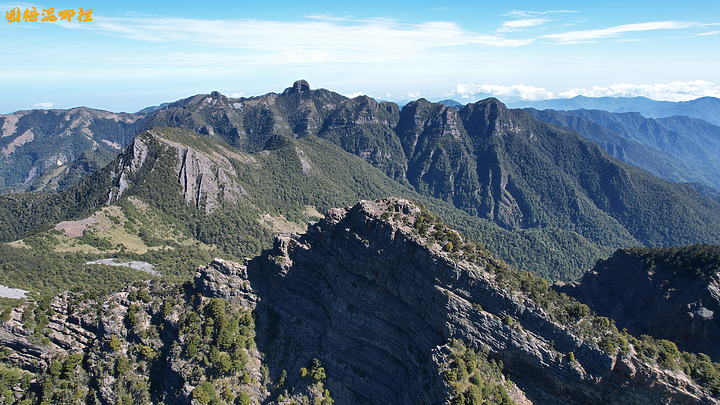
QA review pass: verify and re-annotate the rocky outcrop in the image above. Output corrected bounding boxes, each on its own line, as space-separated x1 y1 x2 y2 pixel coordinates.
556 247 720 362
0 295 99 372
195 258 257 307
244 198 718 404
282 79 311 95
106 129 249 212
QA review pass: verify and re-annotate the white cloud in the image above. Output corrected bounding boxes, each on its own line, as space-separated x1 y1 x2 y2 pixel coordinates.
34 102 53 108
504 10 579 18
345 91 369 98
542 21 708 44
60 15 533 66
449 84 554 101
229 93 244 98
559 81 720 101
406 91 421 99
498 18 548 33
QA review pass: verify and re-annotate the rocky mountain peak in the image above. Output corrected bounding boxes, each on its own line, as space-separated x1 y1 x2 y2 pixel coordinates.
282 79 311 96
106 127 248 213
460 97 521 138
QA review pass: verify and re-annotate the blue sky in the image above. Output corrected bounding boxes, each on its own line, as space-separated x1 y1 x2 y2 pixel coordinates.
1 0 719 113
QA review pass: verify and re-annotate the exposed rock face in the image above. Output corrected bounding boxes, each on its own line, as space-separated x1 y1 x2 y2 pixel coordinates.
555 248 720 362
282 79 311 95
108 132 150 202
244 198 718 404
107 129 249 212
195 258 257 307
0 294 99 372
174 143 245 213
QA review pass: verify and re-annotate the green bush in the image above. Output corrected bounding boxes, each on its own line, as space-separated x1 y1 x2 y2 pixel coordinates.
108 335 121 351
192 381 217 405
237 392 251 405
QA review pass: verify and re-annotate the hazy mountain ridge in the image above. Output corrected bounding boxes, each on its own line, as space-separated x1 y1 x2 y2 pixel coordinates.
27 148 118 193
525 108 720 191
508 95 720 126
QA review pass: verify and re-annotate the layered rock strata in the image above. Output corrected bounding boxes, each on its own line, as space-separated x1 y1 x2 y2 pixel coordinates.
556 248 720 362
244 198 717 404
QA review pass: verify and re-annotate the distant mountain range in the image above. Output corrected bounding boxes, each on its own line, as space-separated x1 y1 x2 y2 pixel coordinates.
525 108 720 191
507 95 720 126
0 107 146 192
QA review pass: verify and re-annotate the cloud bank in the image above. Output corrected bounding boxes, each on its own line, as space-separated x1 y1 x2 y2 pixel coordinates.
559 81 720 101
76 15 532 62
449 81 720 102
542 21 713 44
449 84 555 101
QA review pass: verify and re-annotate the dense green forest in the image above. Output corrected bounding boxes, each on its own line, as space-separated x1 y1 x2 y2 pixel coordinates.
627 244 720 280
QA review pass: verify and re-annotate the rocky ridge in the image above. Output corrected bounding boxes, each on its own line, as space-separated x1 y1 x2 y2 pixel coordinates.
3 198 716 404
244 198 718 404
106 128 251 213
6 81 720 284
143 82 720 265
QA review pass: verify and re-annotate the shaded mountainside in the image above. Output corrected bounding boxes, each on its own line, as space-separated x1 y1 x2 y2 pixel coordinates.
2 199 719 404
393 98 720 248
0 107 146 192
27 148 118 193
526 108 720 190
556 244 720 362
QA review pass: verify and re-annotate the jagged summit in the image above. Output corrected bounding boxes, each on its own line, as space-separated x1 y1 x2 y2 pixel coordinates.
3 83 720 285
